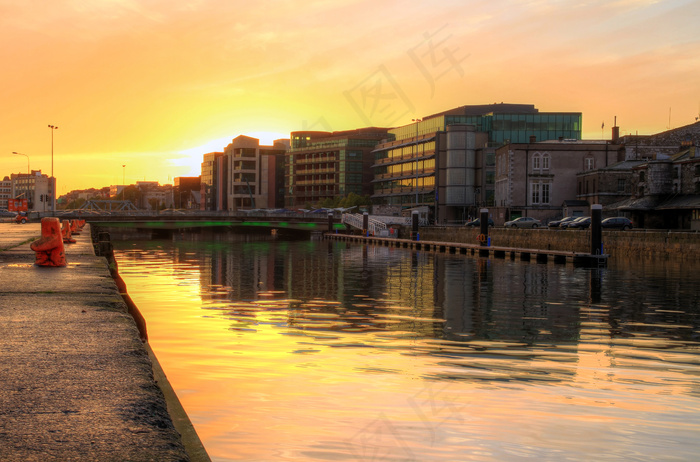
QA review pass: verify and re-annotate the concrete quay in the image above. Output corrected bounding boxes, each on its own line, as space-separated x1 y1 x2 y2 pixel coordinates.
0 222 207 461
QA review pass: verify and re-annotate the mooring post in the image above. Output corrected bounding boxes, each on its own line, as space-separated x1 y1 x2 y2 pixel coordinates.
327 212 334 234
411 210 419 241
479 208 490 256
479 208 489 247
362 212 369 237
591 204 603 255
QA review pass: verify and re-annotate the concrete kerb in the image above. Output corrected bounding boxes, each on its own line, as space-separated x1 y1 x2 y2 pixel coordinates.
0 222 210 462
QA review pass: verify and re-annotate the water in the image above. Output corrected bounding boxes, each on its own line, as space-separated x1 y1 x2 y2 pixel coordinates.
112 236 700 461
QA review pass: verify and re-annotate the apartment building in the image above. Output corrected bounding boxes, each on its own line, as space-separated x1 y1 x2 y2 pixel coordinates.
224 135 289 211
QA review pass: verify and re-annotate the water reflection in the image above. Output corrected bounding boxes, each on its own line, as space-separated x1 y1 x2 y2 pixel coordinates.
113 237 700 461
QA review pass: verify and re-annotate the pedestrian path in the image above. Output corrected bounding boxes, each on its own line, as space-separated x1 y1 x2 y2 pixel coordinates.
0 222 194 461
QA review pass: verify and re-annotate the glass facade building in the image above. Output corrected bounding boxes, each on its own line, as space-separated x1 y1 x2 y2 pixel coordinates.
371 104 582 223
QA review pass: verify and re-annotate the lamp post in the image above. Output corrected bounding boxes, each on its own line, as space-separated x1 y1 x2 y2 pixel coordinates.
48 124 58 214
412 118 422 207
122 165 126 186
12 151 29 175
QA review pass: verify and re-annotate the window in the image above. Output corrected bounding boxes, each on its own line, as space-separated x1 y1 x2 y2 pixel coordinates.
533 154 540 170
617 179 626 192
542 154 550 170
585 158 594 171
542 183 550 204
531 182 540 204
639 171 645 182
695 165 700 176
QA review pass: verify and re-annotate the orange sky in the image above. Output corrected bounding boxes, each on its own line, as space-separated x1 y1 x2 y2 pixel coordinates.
2 0 699 194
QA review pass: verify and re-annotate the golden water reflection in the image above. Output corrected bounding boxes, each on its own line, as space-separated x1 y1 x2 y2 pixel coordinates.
113 238 700 461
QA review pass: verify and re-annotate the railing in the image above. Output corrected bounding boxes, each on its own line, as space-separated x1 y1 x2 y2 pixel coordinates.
341 213 388 235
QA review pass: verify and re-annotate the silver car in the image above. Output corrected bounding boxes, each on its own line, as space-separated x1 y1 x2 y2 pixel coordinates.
504 216 542 229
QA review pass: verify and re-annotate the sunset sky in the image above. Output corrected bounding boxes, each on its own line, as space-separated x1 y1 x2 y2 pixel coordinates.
2 0 699 194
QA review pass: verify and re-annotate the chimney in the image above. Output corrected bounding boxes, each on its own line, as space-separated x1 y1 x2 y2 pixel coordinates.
611 116 620 143
529 135 537 143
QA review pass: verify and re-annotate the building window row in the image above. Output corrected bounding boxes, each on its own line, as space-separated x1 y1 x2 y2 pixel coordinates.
532 152 550 170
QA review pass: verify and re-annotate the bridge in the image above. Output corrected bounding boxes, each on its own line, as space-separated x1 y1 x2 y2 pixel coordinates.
57 210 345 233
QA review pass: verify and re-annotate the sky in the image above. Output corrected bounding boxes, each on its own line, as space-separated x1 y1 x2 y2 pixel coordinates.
2 0 699 194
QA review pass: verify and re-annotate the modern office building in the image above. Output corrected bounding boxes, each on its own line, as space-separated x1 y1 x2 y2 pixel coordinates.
224 135 289 210
371 103 582 223
285 128 389 208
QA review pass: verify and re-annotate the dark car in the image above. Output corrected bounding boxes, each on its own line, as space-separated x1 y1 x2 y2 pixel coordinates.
0 209 16 217
548 216 577 228
564 216 591 229
465 217 494 227
601 217 633 230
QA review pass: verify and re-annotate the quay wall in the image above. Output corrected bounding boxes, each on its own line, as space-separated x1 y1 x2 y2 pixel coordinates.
416 227 700 259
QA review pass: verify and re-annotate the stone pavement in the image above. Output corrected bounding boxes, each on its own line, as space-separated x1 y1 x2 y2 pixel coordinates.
0 221 201 461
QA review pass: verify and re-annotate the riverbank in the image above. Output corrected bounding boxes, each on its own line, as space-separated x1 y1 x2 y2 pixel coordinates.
0 222 209 461
413 226 700 259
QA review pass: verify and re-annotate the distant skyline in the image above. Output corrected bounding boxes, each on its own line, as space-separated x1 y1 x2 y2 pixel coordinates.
2 0 699 193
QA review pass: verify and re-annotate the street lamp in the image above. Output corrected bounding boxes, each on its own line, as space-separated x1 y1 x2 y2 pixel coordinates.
48 124 58 214
122 164 126 186
412 118 422 207
12 151 30 175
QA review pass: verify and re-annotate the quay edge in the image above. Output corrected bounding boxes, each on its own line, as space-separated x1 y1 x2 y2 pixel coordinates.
0 222 210 462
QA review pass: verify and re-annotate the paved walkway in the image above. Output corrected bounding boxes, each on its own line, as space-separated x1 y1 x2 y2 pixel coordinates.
0 221 194 461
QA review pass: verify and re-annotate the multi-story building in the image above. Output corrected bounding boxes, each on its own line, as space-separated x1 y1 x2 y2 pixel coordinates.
224 135 288 211
10 170 54 213
372 103 582 224
285 128 387 208
494 137 623 223
137 182 173 210
200 152 224 211
0 176 12 210
576 121 700 229
575 160 644 209
174 177 201 209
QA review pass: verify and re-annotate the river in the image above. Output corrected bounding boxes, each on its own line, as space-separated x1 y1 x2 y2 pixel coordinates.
112 235 700 461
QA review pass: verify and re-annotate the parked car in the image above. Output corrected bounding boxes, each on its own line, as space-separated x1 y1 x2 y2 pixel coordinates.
504 217 542 228
0 209 16 218
465 217 495 227
601 217 633 230
564 216 591 229
548 216 577 228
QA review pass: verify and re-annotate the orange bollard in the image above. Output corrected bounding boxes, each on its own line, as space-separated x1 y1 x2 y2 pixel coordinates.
30 217 67 267
61 219 76 244
70 219 81 235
